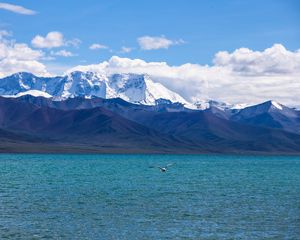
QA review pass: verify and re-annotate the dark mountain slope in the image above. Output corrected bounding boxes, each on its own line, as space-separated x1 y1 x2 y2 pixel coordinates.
127 110 300 153
0 97 188 153
231 101 300 134
0 96 300 154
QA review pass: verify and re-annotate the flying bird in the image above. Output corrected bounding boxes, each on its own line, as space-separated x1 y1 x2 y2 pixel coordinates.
150 163 175 172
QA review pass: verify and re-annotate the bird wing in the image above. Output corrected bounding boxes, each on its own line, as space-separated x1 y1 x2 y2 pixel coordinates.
165 163 175 168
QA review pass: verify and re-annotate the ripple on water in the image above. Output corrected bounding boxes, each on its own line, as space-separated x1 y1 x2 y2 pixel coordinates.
0 154 299 239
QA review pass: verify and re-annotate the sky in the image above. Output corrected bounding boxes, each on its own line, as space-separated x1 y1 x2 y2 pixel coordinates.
0 0 300 106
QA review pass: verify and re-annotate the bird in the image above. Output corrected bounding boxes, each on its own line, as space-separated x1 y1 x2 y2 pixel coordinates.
150 163 175 172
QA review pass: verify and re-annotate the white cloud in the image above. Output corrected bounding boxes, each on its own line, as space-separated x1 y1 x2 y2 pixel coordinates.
1 37 299 108
31 32 64 49
120 46 132 53
0 2 36 15
0 35 49 77
214 44 300 75
68 44 300 108
0 58 47 77
137 36 184 50
89 43 108 50
51 50 75 57
0 43 43 60
31 31 81 49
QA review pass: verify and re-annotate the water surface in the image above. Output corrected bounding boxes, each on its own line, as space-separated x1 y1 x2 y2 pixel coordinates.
0 154 299 239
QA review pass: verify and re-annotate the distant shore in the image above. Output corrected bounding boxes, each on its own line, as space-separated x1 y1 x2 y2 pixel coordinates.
1 143 299 156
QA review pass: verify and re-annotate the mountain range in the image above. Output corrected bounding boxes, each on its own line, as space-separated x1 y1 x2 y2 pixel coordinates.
0 72 189 106
0 72 299 154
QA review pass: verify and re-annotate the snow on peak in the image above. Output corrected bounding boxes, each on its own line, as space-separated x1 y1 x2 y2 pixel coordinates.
143 75 190 105
104 73 191 106
0 72 290 112
271 100 283 110
194 100 210 110
106 73 147 102
0 71 191 106
193 99 243 110
231 103 251 110
61 71 107 99
5 90 52 98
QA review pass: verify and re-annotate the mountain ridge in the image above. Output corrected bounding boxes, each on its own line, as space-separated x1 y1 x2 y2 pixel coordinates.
1 71 298 111
0 71 191 106
0 96 299 154
0 71 299 154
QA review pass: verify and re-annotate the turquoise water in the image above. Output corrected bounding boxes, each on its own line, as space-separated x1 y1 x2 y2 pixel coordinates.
0 154 299 239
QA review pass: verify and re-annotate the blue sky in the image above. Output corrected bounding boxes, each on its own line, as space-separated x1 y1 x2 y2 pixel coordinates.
1 0 299 66
0 0 300 106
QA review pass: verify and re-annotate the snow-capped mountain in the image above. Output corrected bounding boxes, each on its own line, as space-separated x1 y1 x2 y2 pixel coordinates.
1 72 297 114
193 99 249 111
230 100 300 134
106 73 190 105
0 72 190 106
232 100 288 118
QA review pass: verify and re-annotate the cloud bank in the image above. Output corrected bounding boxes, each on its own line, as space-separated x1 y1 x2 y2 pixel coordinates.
0 35 49 77
214 44 300 75
68 44 300 107
0 31 299 107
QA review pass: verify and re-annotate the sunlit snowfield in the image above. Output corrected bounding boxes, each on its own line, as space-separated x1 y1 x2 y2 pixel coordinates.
0 154 299 239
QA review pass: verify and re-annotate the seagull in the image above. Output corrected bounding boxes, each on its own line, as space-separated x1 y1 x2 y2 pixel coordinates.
150 163 175 172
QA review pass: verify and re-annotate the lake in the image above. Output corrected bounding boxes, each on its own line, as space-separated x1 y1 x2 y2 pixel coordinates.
0 154 299 239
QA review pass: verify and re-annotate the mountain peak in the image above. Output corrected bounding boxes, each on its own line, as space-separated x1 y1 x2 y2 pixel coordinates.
0 71 191 106
194 99 238 110
233 100 290 120
9 72 36 79
258 100 284 111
